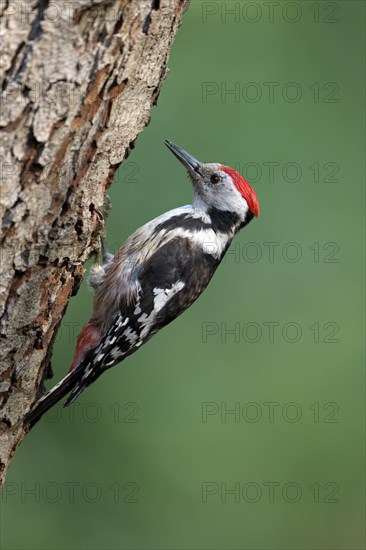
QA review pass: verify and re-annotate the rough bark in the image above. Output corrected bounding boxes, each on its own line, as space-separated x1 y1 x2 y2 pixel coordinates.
0 0 190 485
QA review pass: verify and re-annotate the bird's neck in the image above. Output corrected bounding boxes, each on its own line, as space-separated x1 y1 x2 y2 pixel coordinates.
191 195 247 236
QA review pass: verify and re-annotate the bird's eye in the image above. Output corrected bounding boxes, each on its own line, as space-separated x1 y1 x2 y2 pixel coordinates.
210 173 220 184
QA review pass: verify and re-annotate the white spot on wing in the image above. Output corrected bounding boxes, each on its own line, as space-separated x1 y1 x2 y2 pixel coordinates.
153 281 185 312
138 280 185 338
123 327 138 345
111 348 123 359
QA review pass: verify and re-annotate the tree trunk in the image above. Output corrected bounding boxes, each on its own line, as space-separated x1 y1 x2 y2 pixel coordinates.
0 0 190 485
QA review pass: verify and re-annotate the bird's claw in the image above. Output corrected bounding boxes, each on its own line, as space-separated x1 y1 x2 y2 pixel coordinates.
94 196 113 265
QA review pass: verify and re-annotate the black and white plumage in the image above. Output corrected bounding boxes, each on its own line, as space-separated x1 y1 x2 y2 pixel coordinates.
25 140 259 427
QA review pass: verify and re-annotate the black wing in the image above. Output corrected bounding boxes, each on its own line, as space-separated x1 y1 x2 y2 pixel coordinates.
66 236 219 403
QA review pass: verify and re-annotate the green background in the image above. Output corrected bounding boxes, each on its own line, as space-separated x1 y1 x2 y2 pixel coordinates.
1 1 365 549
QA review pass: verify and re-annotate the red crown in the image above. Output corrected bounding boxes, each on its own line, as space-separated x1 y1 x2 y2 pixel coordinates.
221 166 260 217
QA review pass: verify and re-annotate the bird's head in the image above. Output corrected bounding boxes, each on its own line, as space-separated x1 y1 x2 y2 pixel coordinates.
165 140 259 223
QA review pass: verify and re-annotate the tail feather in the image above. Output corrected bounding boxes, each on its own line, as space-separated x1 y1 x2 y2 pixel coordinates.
64 362 105 407
24 362 87 428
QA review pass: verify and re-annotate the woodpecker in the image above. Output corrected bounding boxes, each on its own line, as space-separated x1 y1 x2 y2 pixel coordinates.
25 140 259 426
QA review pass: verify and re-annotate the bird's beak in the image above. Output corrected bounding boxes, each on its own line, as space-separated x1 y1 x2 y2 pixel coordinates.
165 140 202 177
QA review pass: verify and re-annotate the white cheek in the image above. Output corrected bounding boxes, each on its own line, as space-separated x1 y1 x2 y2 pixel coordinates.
205 175 248 216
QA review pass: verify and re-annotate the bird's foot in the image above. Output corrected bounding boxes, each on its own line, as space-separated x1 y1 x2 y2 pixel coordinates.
95 195 113 265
